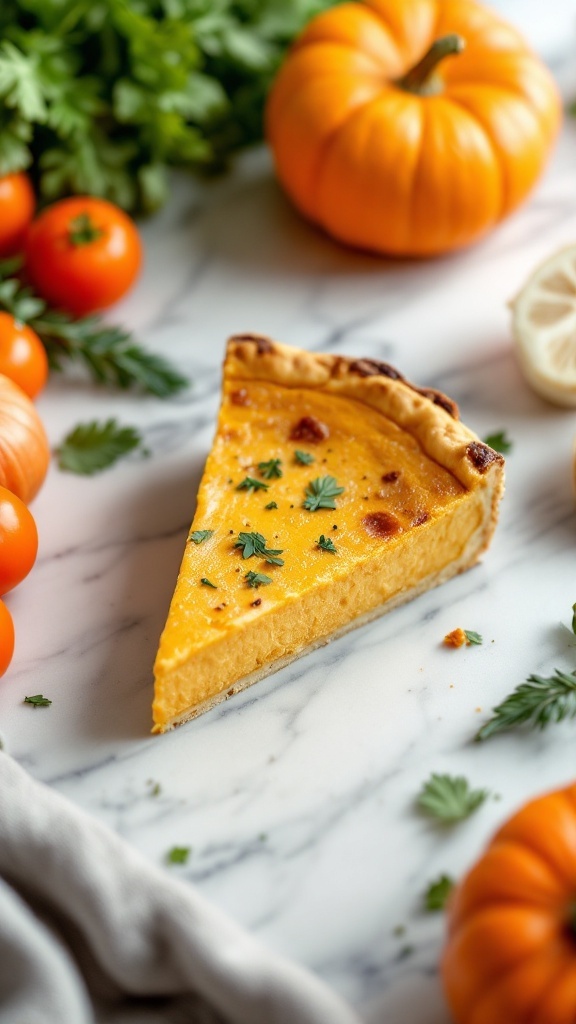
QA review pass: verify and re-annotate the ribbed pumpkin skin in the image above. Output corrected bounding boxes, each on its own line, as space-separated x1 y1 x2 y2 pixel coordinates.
442 783 576 1024
266 0 561 256
0 374 50 504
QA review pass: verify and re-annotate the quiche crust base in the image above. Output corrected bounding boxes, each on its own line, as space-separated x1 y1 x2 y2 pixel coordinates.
152 335 504 734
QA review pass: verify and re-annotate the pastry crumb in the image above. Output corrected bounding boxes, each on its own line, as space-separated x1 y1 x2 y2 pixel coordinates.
444 627 467 648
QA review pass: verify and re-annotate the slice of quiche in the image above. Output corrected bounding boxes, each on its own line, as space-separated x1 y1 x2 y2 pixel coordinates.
152 335 504 733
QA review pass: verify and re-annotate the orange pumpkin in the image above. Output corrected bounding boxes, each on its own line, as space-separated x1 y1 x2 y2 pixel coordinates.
266 0 561 257
0 373 50 504
442 782 576 1024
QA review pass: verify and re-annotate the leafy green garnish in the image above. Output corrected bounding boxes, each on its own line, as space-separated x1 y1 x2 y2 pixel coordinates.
265 501 278 510
0 2 337 212
234 532 284 566
258 458 282 479
245 571 272 588
200 578 217 589
23 694 52 707
418 773 489 822
424 875 455 912
0 258 188 397
464 630 483 646
572 602 576 636
189 530 213 545
237 476 269 493
483 430 513 454
295 450 315 465
303 476 344 512
476 670 576 741
317 535 337 553
167 846 191 865
57 419 143 475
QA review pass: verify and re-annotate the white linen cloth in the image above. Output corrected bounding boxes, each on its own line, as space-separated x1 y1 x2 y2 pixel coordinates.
0 752 360 1024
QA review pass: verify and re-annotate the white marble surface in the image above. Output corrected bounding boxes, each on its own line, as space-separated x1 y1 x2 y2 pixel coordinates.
3 15 576 1023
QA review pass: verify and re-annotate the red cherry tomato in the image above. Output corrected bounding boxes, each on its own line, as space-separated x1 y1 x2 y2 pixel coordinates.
0 173 35 257
25 196 142 316
0 486 38 596
0 599 14 676
0 312 48 399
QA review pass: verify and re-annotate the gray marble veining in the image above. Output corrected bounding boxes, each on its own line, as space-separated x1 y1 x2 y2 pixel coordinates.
2 11 576 1020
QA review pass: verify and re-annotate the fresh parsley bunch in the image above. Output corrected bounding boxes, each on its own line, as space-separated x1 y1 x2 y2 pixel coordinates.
0 0 336 213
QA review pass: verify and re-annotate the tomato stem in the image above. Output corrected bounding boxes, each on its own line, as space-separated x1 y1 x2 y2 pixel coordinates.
68 212 104 247
397 34 465 96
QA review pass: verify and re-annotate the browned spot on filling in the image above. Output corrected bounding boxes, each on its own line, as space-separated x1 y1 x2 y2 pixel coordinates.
251 598 262 607
382 471 400 484
362 511 402 539
411 511 429 527
290 415 330 443
230 388 250 406
466 441 505 473
349 359 404 381
231 333 273 354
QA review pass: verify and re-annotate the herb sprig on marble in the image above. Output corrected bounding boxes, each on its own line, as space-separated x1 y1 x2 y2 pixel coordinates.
57 419 145 475
476 670 576 741
0 257 188 397
418 773 489 822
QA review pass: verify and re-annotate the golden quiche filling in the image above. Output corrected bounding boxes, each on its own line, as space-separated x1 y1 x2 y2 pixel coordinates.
153 335 504 733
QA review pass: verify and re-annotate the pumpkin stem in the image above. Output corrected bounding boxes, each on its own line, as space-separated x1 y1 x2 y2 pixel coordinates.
397 34 465 96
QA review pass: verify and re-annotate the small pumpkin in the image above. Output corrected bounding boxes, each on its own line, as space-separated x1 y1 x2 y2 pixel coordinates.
266 0 561 257
442 782 576 1024
0 373 50 504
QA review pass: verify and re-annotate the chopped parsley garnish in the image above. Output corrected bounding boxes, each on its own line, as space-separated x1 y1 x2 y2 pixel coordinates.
424 874 455 911
258 458 282 479
245 571 273 588
303 475 344 512
236 476 269 493
234 531 284 565
464 630 482 645
265 501 278 510
476 670 576 741
483 430 513 454
295 450 314 465
317 535 337 553
418 773 489 822
167 846 191 865
200 577 217 589
189 530 213 545
23 694 52 707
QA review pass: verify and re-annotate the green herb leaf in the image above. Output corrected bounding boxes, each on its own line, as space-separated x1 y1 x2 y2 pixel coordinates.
295 450 314 465
57 419 142 475
237 476 269 493
303 476 344 512
476 670 576 741
317 535 337 553
0 261 188 396
258 458 282 479
189 530 213 545
483 430 513 454
572 602 576 636
167 846 191 865
418 773 489 822
424 874 455 912
264 501 278 510
200 578 217 589
245 571 273 588
234 532 284 566
464 630 483 646
23 694 52 707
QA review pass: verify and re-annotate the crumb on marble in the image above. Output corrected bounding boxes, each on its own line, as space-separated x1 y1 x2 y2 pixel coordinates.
444 627 467 648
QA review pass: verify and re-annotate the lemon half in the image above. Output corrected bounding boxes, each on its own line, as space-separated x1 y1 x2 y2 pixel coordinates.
512 246 576 407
